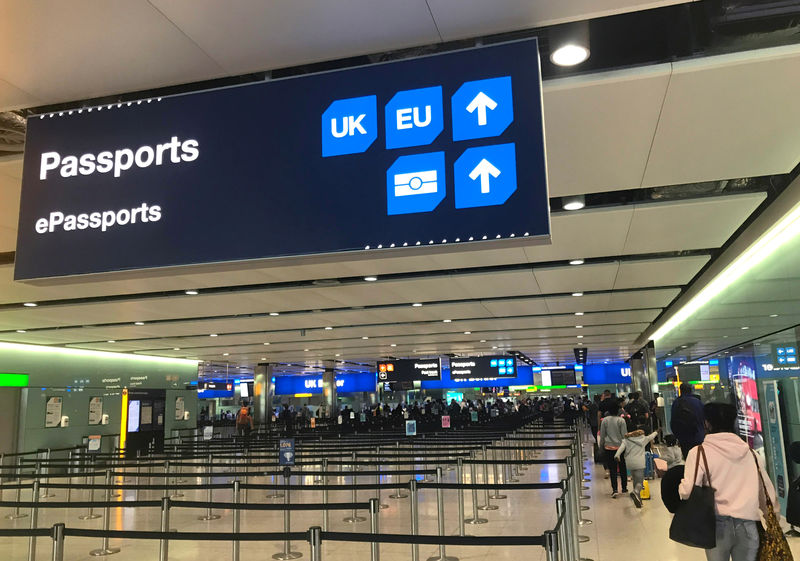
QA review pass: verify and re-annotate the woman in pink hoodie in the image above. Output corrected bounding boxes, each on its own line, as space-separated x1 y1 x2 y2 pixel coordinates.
679 402 777 561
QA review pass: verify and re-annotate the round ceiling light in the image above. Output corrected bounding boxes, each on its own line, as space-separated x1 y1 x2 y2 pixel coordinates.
551 44 590 66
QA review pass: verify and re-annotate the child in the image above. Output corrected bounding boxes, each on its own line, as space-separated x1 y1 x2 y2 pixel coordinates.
659 434 685 469
615 429 658 508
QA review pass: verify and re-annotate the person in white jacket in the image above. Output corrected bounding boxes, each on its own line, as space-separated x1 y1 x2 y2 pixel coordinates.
615 429 658 508
679 402 777 561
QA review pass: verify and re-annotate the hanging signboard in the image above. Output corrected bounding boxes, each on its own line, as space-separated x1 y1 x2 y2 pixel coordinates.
15 39 548 281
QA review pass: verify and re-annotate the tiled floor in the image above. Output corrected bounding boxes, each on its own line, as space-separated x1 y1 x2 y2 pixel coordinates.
1 439 799 560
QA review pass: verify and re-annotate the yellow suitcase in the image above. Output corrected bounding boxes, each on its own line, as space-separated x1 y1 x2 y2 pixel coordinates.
641 479 651 500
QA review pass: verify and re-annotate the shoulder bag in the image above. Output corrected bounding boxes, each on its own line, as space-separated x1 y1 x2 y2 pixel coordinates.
751 450 793 561
669 445 716 549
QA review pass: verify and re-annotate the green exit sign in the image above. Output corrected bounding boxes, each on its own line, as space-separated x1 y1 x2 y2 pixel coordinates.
0 373 29 387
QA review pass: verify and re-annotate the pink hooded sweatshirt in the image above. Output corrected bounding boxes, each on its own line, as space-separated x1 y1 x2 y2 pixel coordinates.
679 432 778 521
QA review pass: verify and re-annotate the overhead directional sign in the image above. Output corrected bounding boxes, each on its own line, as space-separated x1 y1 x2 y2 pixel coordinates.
15 39 548 281
377 358 442 383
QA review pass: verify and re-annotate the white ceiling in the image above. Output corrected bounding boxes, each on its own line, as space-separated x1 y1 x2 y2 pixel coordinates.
0 0 798 371
0 0 692 111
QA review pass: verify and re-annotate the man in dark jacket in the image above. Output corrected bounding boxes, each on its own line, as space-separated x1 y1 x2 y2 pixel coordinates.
670 383 705 458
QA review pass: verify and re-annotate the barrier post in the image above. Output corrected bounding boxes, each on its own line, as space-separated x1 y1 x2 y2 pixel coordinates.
322 466 329 531
41 449 55 498
7 460 29 519
544 529 558 561
409 480 419 561
477 446 497 511
232 480 240 561
309 526 322 561
51 522 65 561
426 467 456 561
374 449 387 509
464 453 487 525
456 459 465 537
369 498 380 561
79 461 101 520
272 467 301 560
198 458 220 521
389 442 407 499
159 497 170 561
489 444 506 500
343 472 365 523
505 444 518 483
89 470 121 556
27 480 40 561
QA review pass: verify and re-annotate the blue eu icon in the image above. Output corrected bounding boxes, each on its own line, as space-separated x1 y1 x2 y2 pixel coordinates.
454 143 517 209
451 76 514 141
321 95 377 157
385 86 444 149
386 152 446 216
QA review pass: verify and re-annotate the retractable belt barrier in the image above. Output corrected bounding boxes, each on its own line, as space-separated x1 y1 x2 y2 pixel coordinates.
0 419 592 561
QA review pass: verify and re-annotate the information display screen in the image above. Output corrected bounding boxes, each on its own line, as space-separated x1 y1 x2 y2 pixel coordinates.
377 358 441 383
449 356 516 380
15 39 549 281
535 368 577 386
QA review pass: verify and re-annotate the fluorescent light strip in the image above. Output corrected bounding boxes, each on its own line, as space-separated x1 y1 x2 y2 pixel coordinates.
0 341 198 365
651 200 800 341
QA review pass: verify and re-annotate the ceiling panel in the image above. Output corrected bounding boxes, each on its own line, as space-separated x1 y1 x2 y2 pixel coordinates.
0 1 225 107
614 255 710 290
427 0 691 41
623 193 766 255
543 64 670 197
149 0 441 75
534 262 620 293
642 44 800 187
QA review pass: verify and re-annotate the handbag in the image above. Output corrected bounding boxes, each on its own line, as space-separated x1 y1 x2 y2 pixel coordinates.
751 451 793 560
669 445 717 549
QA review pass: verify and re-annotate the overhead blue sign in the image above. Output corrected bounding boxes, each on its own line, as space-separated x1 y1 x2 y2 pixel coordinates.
422 364 533 390
15 39 548 281
274 371 376 396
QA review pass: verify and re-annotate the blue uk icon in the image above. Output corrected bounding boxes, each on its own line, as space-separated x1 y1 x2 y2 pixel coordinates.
451 76 514 141
385 86 444 149
454 143 517 209
386 152 446 215
321 95 377 157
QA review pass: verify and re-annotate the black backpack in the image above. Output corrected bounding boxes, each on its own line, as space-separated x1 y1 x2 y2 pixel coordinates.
672 398 698 437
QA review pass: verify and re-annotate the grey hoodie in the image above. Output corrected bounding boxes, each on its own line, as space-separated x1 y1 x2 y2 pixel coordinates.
599 414 628 450
614 430 658 470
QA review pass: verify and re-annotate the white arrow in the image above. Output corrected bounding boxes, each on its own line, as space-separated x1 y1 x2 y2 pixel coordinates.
469 159 501 193
466 92 498 126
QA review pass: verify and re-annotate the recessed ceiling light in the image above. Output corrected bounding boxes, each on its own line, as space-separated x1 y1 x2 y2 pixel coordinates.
575 312 584 316
492 346 498 349
572 292 583 297
23 302 37 307
575 325 583 329
390 343 397 347
134 321 145 326
741 326 749 330
325 326 333 330
303 349 309 352
480 339 487 343
335 353 341 357
184 290 198 295
412 303 423 307
463 331 471 335
364 276 378 282
770 314 779 318
551 44 590 66
261 357 266 360
173 348 180 351
16 329 26 333
269 312 280 316
569 259 584 265
577 335 584 339
223 353 229 356
723 335 729 338
578 342 584 345
263 342 270 345
562 195 586 211
443 319 452 323
107 340 116 343
362 336 369 340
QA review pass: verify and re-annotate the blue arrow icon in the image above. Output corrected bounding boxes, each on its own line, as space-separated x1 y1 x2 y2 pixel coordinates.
454 143 517 209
